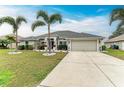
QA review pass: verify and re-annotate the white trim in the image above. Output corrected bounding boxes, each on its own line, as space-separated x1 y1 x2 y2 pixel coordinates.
66 37 101 40
70 40 72 51
96 39 99 52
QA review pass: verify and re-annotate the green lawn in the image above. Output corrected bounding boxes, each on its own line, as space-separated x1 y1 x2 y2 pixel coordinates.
0 49 66 87
104 49 124 60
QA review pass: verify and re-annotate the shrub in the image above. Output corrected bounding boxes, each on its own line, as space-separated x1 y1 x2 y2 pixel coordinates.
37 45 45 50
0 46 8 49
110 45 119 49
0 39 9 49
18 45 33 50
27 45 33 50
101 45 106 51
58 45 67 50
18 45 25 50
25 44 28 50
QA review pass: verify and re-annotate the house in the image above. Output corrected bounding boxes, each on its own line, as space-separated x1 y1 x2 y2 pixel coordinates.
0 34 23 48
105 34 124 50
19 30 103 51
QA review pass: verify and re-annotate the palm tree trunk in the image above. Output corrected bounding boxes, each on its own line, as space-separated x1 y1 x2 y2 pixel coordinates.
15 31 18 52
48 23 51 53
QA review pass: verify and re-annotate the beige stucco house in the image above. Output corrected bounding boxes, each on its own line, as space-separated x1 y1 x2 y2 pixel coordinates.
19 30 103 51
105 34 124 50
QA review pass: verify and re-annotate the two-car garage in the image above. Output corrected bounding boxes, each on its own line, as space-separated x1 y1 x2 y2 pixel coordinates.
71 40 98 51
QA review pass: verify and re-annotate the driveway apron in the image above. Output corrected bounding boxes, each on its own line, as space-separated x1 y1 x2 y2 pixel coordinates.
39 52 124 87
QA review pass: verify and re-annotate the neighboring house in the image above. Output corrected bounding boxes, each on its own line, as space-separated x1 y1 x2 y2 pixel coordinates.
0 34 23 48
105 34 124 50
19 30 103 51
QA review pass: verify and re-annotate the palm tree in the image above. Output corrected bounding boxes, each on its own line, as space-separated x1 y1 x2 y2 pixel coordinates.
110 8 124 31
32 10 62 53
0 16 27 51
6 35 16 50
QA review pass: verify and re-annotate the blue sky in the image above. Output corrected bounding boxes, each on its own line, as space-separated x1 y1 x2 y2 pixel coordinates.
0 5 123 37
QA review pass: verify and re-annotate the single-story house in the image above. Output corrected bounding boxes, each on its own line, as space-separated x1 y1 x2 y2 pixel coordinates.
105 34 124 50
19 30 103 51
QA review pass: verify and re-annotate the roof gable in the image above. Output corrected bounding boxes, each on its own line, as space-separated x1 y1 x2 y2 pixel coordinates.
105 34 124 43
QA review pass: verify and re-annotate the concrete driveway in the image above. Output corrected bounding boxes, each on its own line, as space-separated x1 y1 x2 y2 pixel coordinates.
40 52 124 87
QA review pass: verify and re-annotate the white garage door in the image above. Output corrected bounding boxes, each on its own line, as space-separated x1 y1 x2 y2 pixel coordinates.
71 40 97 51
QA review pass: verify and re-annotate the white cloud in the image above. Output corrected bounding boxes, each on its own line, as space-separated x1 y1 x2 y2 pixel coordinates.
52 7 65 12
63 18 78 23
0 6 39 37
0 6 117 38
97 8 105 13
51 16 117 37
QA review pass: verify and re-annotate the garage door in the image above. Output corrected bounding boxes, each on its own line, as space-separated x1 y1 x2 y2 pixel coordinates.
71 40 97 51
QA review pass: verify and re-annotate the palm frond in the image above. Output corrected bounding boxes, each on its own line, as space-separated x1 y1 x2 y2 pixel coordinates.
0 16 17 33
31 21 45 31
0 16 15 25
116 20 124 31
37 10 49 23
50 14 62 24
110 8 124 25
16 16 27 26
6 35 16 42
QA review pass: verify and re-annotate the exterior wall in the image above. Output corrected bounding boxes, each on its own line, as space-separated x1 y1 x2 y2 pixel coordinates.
116 42 123 50
122 41 124 50
19 41 25 45
122 42 124 50
19 41 36 48
105 41 124 50
28 41 35 48
28 41 35 46
105 42 113 48
19 38 101 51
8 43 16 48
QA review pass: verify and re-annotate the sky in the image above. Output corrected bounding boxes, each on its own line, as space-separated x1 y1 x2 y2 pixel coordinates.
0 5 123 37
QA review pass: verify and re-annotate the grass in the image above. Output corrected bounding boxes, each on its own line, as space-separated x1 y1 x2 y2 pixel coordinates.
0 70 13 86
104 49 124 60
0 49 66 87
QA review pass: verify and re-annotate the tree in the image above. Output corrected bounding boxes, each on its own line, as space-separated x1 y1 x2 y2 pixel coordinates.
6 35 16 49
0 16 27 51
109 8 124 38
0 39 10 49
32 10 62 53
109 28 124 39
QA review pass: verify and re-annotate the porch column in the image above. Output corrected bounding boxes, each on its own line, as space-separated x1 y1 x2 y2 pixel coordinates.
70 40 72 51
67 40 70 51
54 37 57 50
44 37 48 51
97 39 99 52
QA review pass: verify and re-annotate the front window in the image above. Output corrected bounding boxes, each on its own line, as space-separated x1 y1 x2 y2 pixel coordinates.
25 41 28 45
59 41 63 45
58 41 67 50
63 41 67 45
59 41 67 45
